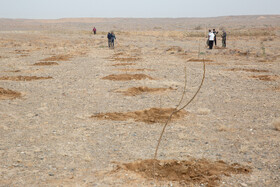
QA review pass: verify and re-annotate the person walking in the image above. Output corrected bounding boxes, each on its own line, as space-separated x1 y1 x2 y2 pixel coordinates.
110 31 116 49
107 32 112 48
222 30 227 48
208 30 215 50
93 27 96 35
213 29 218 46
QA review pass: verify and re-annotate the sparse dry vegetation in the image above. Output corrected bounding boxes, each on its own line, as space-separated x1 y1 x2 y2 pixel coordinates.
0 16 279 186
0 76 52 81
102 74 154 81
33 62 59 66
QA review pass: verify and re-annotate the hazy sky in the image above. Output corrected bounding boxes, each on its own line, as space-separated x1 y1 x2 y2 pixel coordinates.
0 0 279 19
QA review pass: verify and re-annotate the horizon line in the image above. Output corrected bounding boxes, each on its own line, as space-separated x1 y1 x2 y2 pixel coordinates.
1 14 279 20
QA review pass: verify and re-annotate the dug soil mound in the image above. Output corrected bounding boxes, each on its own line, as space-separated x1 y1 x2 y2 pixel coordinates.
92 108 188 124
226 68 269 73
33 62 59 66
0 76 52 81
102 74 154 81
119 159 251 187
188 58 213 62
0 87 21 100
117 86 172 96
39 54 72 62
250 75 278 81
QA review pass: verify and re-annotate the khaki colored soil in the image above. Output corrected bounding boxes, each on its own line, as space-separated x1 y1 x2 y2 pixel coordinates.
0 16 279 186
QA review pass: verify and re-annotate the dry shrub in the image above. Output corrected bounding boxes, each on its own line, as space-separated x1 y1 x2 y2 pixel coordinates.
250 75 278 81
33 62 59 66
111 57 141 62
40 54 72 62
5 70 21 73
197 108 211 115
272 86 280 92
102 74 154 81
188 58 213 62
229 29 275 37
194 25 203 30
92 108 188 124
262 37 274 42
115 68 155 72
118 159 251 187
257 56 278 63
226 68 269 73
112 63 136 67
0 87 21 100
117 86 172 96
225 49 250 56
0 76 52 81
166 46 183 53
14 49 30 54
272 118 280 131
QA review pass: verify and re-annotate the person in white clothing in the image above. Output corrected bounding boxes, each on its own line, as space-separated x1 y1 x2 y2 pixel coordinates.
208 31 215 49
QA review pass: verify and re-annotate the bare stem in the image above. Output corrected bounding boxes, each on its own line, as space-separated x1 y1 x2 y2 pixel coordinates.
153 61 206 160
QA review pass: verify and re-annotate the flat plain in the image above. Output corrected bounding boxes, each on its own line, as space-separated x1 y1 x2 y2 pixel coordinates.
0 15 279 186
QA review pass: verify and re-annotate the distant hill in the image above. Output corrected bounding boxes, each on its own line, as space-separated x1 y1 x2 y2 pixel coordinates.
0 15 279 31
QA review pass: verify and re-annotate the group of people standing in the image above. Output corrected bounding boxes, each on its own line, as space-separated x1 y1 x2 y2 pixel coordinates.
207 29 227 49
93 26 226 50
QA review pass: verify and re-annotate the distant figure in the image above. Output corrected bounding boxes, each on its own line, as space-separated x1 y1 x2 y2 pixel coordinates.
222 30 227 48
208 30 215 49
93 27 96 35
110 31 116 49
107 32 112 48
206 29 211 46
213 29 218 46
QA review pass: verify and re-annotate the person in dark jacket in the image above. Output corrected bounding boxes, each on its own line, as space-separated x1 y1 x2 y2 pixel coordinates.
110 32 116 49
213 29 218 46
93 27 96 35
107 32 112 48
222 30 227 48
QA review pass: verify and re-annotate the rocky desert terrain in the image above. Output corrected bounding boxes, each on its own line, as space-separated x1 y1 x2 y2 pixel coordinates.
0 15 279 186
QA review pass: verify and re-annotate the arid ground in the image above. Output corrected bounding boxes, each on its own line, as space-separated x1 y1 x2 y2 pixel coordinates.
0 15 279 186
